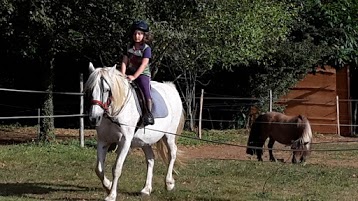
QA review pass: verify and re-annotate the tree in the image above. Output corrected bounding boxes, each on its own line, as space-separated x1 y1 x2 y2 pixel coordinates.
0 0 130 141
206 0 358 125
145 0 297 130
317 0 358 68
2 0 357 131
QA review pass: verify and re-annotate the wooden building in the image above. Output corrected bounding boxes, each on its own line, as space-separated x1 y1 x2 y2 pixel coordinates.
279 66 352 136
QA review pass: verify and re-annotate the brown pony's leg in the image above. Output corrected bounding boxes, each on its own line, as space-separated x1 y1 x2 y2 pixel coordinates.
255 141 266 161
298 150 307 164
256 148 263 161
291 151 299 164
268 138 277 162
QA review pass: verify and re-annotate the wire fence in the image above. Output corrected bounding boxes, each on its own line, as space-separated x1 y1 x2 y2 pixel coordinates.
1 85 358 151
1 88 357 128
1 88 358 127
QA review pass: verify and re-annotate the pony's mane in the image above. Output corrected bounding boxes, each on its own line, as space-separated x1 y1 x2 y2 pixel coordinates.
299 115 313 145
84 67 128 114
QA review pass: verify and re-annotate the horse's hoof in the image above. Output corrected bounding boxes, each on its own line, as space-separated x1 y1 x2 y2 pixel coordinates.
166 182 175 191
104 195 116 201
270 158 277 162
103 183 112 194
300 158 306 164
140 187 152 196
141 191 151 197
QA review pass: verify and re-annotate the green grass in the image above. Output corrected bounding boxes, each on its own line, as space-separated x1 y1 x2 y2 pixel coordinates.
0 139 358 201
179 129 248 146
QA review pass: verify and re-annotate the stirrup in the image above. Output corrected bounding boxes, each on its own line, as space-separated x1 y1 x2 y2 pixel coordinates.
143 114 154 126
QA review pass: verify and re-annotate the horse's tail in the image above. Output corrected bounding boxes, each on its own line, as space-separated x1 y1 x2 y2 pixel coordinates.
246 114 264 155
174 110 187 167
156 110 187 171
175 109 186 141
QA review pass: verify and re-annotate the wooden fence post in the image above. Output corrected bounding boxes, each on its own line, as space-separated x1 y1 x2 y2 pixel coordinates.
80 74 85 147
37 108 40 141
198 89 204 139
336 95 341 136
269 89 272 112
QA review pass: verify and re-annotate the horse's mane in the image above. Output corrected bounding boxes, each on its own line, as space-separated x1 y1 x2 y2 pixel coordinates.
282 114 313 145
162 81 177 89
84 67 128 114
298 115 313 145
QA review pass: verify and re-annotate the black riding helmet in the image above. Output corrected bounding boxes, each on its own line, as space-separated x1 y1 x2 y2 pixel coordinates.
131 20 149 33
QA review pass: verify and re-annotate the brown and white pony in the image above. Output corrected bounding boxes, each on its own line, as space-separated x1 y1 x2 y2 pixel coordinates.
246 111 313 163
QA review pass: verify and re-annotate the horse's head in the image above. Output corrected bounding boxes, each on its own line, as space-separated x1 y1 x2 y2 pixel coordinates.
85 62 118 127
291 116 313 163
291 138 310 163
291 138 309 151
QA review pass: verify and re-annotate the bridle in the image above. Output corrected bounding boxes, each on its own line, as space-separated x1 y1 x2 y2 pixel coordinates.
92 98 112 112
91 76 112 112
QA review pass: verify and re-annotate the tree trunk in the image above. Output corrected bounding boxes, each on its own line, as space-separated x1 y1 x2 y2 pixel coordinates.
183 69 197 131
39 58 55 142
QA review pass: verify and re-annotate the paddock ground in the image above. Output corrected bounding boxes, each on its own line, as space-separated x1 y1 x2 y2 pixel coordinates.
1 128 358 201
1 127 357 168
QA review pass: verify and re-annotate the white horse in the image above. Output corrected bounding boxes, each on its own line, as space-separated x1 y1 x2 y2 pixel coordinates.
84 62 185 201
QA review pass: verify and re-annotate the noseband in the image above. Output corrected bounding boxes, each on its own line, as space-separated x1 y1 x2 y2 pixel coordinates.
91 76 112 112
92 98 112 111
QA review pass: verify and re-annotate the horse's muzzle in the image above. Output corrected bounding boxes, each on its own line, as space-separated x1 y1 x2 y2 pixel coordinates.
89 115 102 127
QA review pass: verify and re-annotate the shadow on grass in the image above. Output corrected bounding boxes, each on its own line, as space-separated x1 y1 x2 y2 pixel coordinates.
0 182 147 200
0 182 101 200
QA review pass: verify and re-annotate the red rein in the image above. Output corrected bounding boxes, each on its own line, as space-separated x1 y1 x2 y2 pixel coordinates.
91 98 112 111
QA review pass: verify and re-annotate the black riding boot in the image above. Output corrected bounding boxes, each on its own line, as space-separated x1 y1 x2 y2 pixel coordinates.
143 99 154 126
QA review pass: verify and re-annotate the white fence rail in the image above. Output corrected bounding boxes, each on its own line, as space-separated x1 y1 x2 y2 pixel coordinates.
0 74 86 147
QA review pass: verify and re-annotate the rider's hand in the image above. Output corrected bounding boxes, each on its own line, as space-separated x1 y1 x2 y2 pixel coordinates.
126 75 135 81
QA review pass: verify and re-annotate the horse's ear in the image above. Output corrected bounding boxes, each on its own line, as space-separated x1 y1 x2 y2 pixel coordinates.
89 62 95 73
109 64 117 74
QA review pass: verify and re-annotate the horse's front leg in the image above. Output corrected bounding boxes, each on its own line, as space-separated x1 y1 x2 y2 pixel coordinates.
256 148 263 161
299 155 307 166
105 138 132 201
95 142 112 194
254 139 266 162
300 154 306 163
291 150 299 163
268 138 277 162
141 146 155 195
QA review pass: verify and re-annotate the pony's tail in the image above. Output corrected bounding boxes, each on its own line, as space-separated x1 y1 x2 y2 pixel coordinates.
156 110 187 173
246 115 262 155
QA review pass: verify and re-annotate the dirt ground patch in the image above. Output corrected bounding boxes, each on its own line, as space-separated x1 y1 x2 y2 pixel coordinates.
0 127 96 144
180 133 358 168
1 128 358 168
